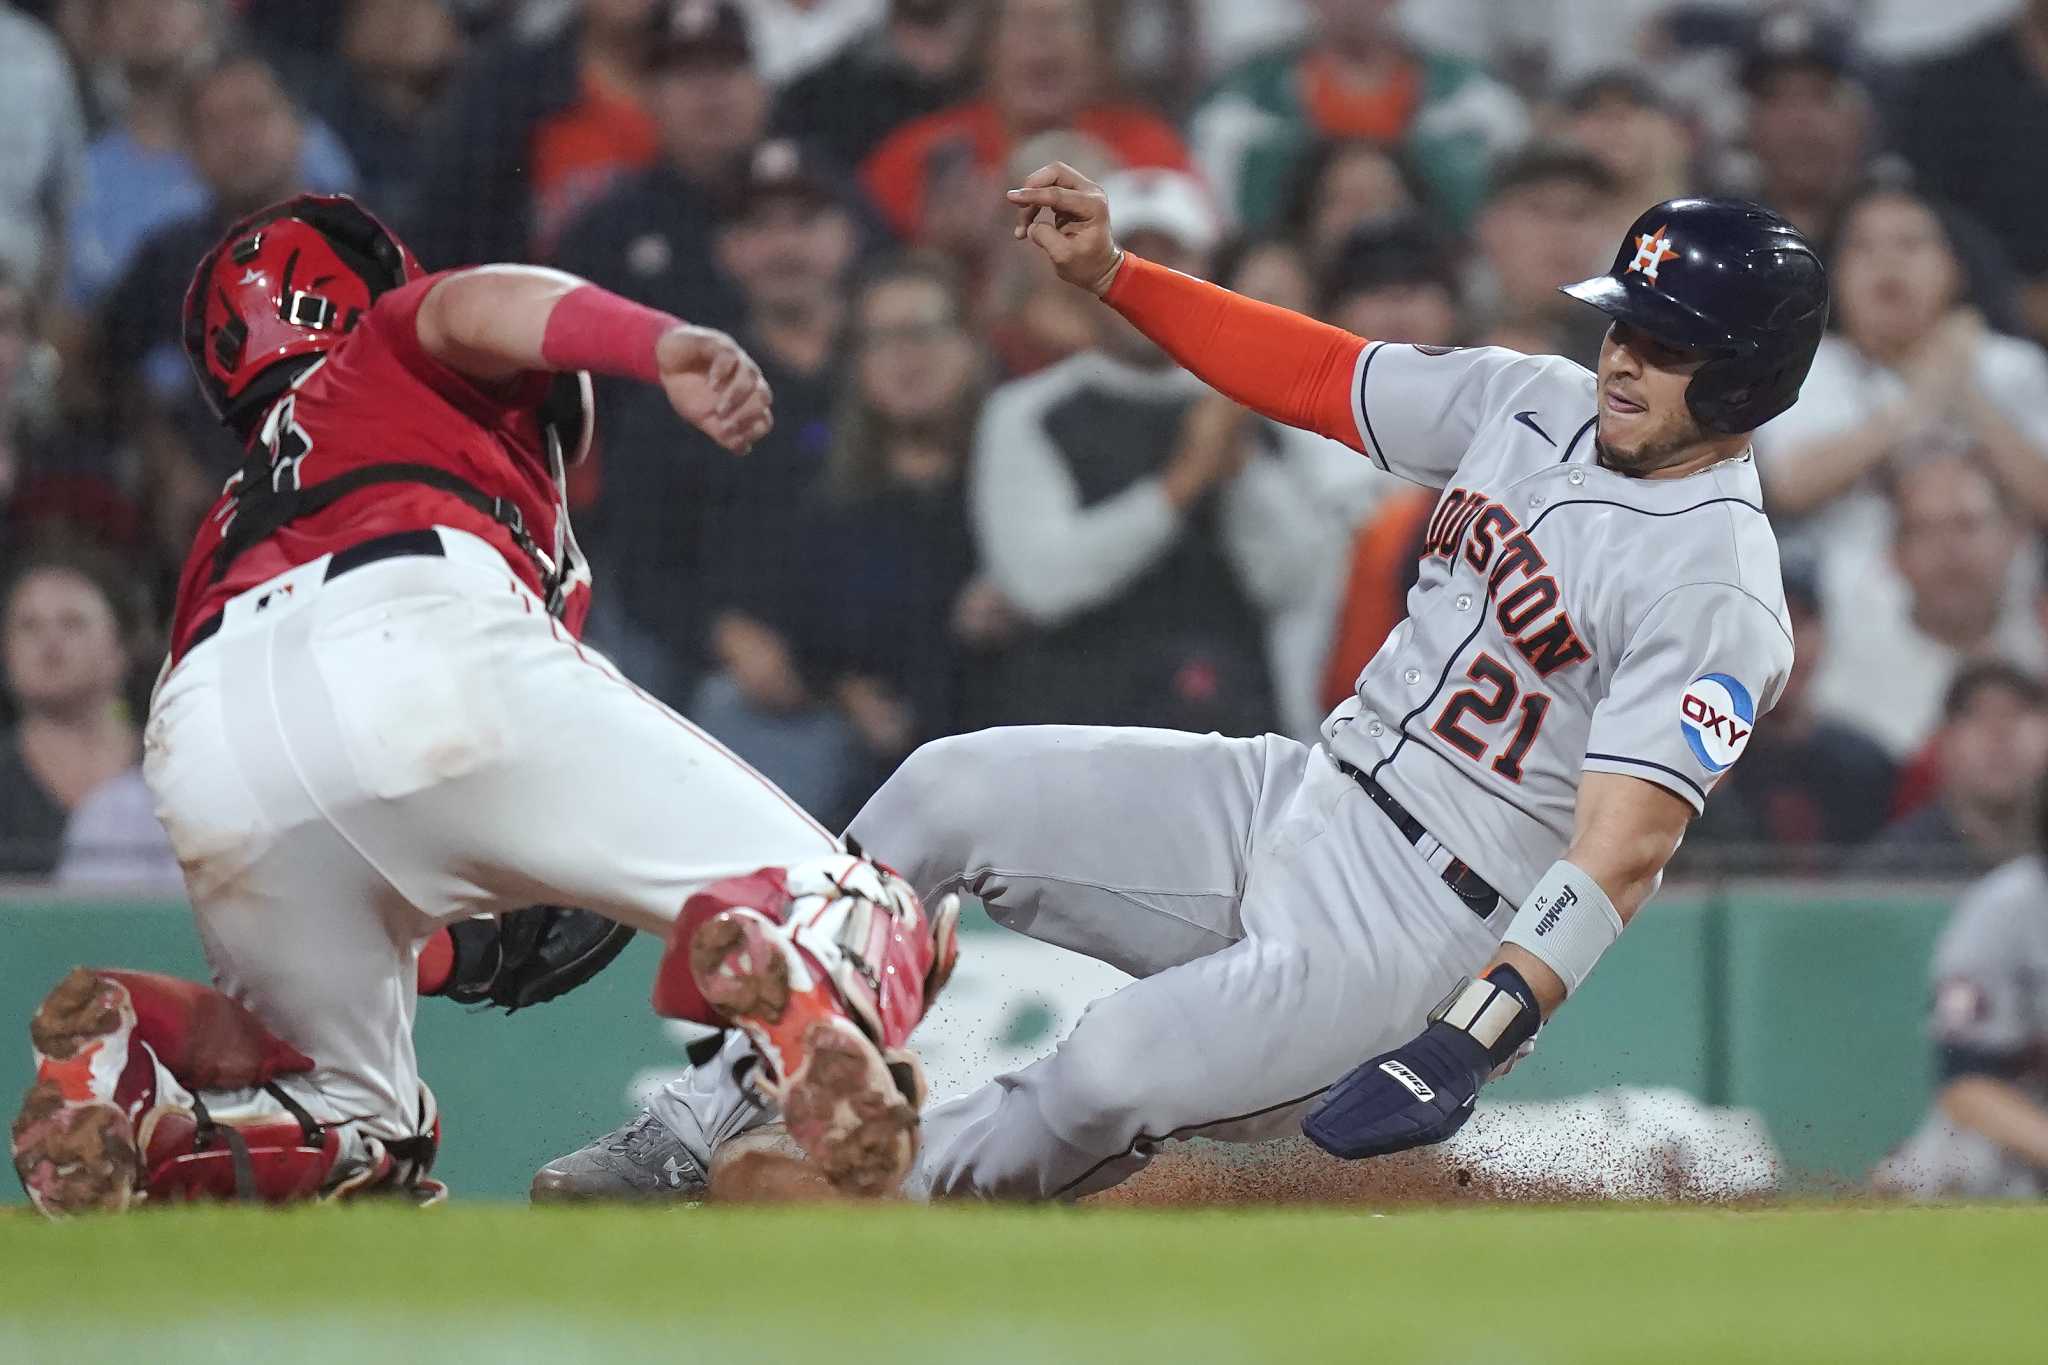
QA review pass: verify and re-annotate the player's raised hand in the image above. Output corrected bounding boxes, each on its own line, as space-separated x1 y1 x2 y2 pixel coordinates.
656 324 774 456
1007 162 1125 297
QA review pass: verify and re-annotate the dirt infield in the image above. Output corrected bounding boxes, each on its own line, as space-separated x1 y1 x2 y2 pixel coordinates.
1089 1140 1528 1207
709 1126 1628 1206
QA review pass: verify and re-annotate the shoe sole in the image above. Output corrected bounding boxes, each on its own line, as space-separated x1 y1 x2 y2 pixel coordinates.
689 912 916 1198
12 969 141 1218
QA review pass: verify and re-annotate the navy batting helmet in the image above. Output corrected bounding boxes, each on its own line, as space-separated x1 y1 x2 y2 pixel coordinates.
1560 198 1829 434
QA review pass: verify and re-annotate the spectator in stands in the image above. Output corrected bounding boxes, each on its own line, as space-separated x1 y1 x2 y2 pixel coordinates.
1278 139 1426 274
1217 235 1314 316
297 0 465 230
1 263 138 556
407 0 666 266
1895 0 2048 341
1856 662 2048 878
66 0 358 313
552 0 770 333
1813 453 2045 760
1319 218 1460 347
1875 768 2048 1201
978 126 1142 376
1681 565 1898 872
1306 223 1454 723
0 267 31 519
692 253 1006 820
773 0 980 170
1190 0 1525 235
1758 182 2048 596
95 49 320 571
736 0 885 90
589 139 861 710
1730 9 1870 245
1106 0 1203 120
0 2 84 298
1554 70 1692 245
859 0 1190 255
0 546 174 885
1468 143 1615 365
66 0 217 311
1318 485 1433 711
970 169 1316 734
1222 235 1400 740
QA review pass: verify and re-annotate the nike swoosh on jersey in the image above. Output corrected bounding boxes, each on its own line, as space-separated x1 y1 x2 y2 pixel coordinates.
1513 410 1555 445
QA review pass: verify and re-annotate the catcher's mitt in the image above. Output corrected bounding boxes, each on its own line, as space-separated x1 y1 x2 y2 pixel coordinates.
428 906 636 1012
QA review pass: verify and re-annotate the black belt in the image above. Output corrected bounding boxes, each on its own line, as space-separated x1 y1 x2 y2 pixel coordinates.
183 528 446 656
1335 759 1503 919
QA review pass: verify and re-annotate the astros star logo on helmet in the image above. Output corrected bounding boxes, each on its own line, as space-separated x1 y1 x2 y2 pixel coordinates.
1627 225 1680 282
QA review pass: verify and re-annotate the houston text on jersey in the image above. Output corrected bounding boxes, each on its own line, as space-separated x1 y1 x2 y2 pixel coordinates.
1421 487 1592 678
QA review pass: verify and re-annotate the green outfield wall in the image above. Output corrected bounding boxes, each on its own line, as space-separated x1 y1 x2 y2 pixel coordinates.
0 883 1957 1202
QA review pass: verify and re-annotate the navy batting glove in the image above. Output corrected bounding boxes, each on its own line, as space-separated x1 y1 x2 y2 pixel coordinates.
1303 967 1541 1161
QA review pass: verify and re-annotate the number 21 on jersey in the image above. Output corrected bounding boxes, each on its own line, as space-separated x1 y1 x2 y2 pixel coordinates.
1431 654 1549 783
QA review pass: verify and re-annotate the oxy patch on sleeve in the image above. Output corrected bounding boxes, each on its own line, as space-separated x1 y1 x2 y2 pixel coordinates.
1678 672 1755 773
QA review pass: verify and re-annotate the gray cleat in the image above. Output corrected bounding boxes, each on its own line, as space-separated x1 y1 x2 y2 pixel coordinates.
530 1111 708 1204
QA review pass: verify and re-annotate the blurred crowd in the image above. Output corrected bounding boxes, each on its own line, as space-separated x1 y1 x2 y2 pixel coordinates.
9 0 2048 883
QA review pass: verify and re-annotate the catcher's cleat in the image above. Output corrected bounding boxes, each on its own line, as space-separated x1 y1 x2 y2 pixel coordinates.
11 969 149 1217
530 1111 710 1204
687 908 917 1197
15 969 441 1216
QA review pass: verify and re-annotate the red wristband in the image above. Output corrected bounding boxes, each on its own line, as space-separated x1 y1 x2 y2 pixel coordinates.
539 284 680 385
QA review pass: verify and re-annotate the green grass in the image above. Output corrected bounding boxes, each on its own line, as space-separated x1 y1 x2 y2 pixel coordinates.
1 1202 2040 1363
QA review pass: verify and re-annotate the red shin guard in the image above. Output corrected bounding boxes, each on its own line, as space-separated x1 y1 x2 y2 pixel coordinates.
139 1109 343 1205
650 868 793 1024
96 969 314 1091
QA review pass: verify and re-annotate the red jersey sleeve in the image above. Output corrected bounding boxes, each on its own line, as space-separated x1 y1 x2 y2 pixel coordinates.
365 271 553 424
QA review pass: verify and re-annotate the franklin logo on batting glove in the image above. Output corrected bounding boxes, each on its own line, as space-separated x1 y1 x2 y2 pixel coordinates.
1378 1060 1436 1101
1679 673 1755 772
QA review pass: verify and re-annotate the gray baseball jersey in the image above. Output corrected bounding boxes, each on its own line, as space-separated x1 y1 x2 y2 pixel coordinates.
1322 343 1795 904
1879 855 2048 1197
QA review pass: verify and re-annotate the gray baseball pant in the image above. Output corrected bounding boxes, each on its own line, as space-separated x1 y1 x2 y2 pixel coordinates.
848 725 1507 1200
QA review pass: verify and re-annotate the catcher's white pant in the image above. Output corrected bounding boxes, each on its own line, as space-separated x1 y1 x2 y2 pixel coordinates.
653 725 1508 1199
143 526 837 1144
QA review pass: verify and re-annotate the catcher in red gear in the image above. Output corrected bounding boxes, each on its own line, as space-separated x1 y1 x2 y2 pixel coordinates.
11 195 957 1217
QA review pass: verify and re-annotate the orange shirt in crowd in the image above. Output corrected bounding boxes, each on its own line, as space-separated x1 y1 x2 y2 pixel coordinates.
1297 51 1423 143
1319 489 1435 712
528 69 660 259
860 101 1193 241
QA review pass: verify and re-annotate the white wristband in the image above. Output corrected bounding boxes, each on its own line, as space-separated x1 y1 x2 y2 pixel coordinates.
1501 859 1623 997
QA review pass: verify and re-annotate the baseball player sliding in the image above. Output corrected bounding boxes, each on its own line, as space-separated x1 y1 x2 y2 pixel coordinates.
11 195 957 1217
542 165 1828 1202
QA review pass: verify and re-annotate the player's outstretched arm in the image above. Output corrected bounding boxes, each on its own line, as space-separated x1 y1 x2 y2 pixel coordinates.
414 265 772 455
1302 773 1690 1161
1007 162 1368 452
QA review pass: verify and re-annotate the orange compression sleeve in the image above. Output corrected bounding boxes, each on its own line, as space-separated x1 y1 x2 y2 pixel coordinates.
1101 252 1368 452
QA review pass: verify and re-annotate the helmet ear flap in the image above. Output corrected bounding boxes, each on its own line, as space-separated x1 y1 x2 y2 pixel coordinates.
1687 354 1767 435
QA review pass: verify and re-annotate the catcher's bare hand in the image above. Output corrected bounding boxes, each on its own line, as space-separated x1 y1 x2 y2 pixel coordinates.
1007 162 1125 297
656 324 774 455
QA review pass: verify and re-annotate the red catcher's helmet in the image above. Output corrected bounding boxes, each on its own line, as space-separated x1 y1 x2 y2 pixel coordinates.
181 193 422 431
